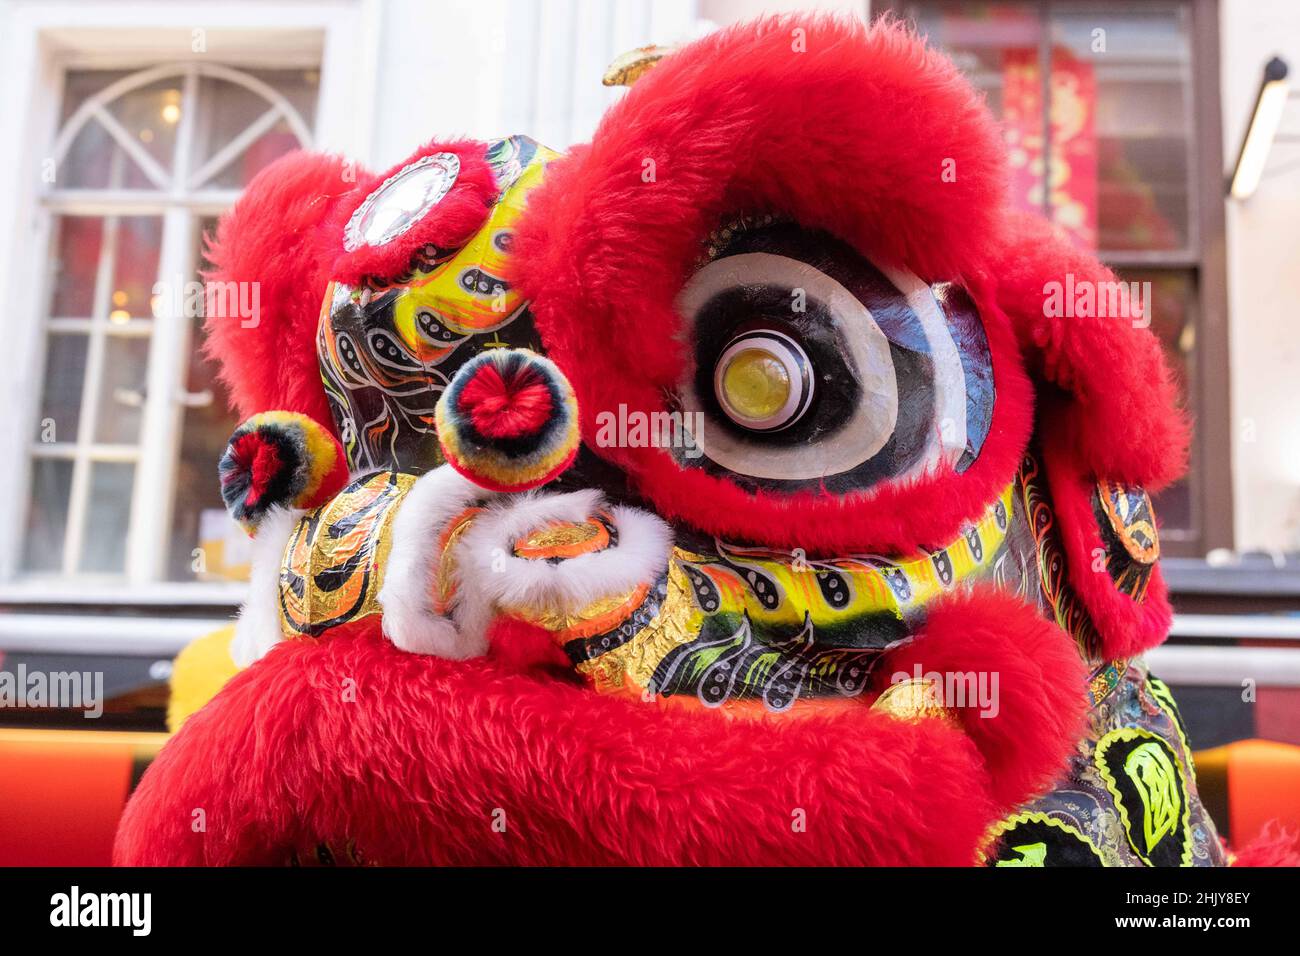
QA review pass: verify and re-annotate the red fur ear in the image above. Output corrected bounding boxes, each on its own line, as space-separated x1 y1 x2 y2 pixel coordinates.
985 209 1191 492
1035 401 1175 658
204 151 362 429
986 213 1186 657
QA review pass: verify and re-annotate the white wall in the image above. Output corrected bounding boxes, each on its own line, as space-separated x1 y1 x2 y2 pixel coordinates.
361 0 874 169
1220 0 1300 552
701 0 868 22
363 0 699 168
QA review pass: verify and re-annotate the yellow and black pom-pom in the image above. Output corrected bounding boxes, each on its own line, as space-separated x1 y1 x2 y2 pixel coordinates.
435 349 579 492
218 412 346 532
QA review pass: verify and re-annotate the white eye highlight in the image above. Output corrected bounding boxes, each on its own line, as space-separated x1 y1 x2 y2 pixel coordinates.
874 263 968 469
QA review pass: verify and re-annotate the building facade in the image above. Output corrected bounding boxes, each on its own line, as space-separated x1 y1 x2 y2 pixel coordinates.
0 0 1296 745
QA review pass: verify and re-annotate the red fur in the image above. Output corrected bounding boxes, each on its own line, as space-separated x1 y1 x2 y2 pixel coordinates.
117 586 1092 866
116 622 1007 866
204 152 355 428
1039 419 1174 657
1232 823 1300 867
459 362 553 439
243 436 282 508
486 617 574 675
881 588 1090 808
328 140 497 286
983 210 1191 492
514 16 1032 554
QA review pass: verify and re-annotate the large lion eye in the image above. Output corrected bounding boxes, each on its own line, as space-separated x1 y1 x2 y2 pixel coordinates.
673 221 993 493
713 329 814 432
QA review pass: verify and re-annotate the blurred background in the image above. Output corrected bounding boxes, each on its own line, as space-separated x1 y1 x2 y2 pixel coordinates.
0 0 1297 862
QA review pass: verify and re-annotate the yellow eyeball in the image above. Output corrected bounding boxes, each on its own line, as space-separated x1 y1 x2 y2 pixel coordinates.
720 348 791 421
713 330 814 431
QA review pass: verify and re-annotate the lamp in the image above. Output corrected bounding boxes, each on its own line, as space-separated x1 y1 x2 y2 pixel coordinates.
1229 56 1291 200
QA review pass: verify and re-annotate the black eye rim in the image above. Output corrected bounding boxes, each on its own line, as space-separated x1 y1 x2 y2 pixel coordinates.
712 327 816 433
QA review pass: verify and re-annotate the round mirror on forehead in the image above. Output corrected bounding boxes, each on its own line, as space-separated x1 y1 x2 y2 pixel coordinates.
344 152 461 252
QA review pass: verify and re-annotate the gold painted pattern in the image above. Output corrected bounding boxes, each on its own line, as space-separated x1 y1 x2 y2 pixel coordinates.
279 471 416 636
578 559 702 693
1098 479 1160 565
578 484 1015 701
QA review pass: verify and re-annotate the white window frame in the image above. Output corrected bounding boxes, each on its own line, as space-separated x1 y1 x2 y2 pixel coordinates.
39 62 316 585
0 0 380 604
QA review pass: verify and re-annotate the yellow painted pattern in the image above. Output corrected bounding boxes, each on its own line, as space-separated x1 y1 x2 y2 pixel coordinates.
690 483 1013 630
393 154 558 353
579 484 1014 699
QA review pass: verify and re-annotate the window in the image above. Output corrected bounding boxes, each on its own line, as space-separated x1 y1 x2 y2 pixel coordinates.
23 63 317 584
885 0 1230 555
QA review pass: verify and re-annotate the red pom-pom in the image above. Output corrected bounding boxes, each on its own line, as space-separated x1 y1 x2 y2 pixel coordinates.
458 360 554 439
233 433 286 509
219 412 347 531
435 349 579 492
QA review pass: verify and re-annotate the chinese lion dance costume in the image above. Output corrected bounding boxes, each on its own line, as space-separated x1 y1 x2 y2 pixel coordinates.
115 16 1292 866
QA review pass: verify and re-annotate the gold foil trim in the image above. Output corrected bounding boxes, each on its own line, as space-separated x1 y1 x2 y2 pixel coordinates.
870 678 955 724
513 515 610 560
506 584 649 641
279 471 416 636
577 559 703 693
433 507 483 615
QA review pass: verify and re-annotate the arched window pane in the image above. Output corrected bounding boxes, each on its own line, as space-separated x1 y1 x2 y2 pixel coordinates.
60 76 183 189
27 62 316 581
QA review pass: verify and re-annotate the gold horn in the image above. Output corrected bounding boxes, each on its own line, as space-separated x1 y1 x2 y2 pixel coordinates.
602 45 674 88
